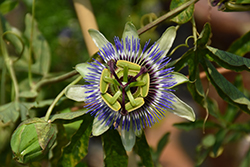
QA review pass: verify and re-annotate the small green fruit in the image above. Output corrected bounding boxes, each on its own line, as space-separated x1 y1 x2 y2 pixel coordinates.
10 118 56 164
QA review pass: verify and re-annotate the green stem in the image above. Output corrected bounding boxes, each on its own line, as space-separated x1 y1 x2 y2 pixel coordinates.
1 60 6 104
44 75 82 121
137 0 198 35
34 70 78 91
192 16 198 50
0 17 19 103
28 0 36 87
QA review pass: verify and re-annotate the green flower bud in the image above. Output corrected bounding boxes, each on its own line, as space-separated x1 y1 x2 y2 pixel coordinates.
10 118 57 164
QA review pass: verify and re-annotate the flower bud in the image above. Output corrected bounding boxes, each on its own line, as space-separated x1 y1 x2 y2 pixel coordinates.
10 118 57 164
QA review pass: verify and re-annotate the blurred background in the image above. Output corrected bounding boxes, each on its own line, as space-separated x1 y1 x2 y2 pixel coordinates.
3 0 250 166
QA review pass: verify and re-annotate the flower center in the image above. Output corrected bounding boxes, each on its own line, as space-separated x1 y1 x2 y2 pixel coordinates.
100 60 149 115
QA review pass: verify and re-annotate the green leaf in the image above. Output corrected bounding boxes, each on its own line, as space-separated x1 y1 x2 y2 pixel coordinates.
156 132 170 158
2 29 24 59
102 129 128 167
174 120 220 131
134 132 154 167
187 51 206 106
202 59 250 114
49 109 88 124
195 147 210 166
170 0 194 24
228 30 250 57
0 0 18 15
23 13 51 76
229 122 250 133
212 129 228 157
51 124 70 166
20 102 37 121
207 46 250 72
0 102 36 123
168 48 192 71
197 23 211 47
19 90 38 98
59 114 92 167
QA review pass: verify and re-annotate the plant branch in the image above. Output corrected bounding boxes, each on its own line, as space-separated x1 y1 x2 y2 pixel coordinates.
34 70 79 91
137 0 198 35
44 75 83 121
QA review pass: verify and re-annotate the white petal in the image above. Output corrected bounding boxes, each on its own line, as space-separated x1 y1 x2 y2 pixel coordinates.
120 128 136 151
169 72 190 89
92 116 112 136
122 22 139 42
75 63 92 78
88 29 111 51
169 92 196 122
146 26 176 60
65 85 90 102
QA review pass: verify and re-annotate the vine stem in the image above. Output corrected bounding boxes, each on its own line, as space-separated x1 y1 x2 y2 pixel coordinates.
44 75 82 121
137 0 198 35
34 70 78 91
28 0 36 88
0 17 19 103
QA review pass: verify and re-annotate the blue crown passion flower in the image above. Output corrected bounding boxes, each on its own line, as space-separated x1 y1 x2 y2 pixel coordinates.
65 22 195 151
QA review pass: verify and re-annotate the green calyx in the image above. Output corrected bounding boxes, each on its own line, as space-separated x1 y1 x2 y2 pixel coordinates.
100 60 150 115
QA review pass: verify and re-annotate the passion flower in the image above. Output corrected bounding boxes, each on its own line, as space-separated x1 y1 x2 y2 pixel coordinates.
66 22 195 151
